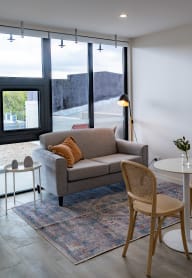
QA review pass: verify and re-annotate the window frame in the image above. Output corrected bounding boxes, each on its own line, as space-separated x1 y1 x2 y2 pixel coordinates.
0 38 52 144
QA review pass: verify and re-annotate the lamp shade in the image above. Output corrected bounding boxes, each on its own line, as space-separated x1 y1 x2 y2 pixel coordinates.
117 94 129 107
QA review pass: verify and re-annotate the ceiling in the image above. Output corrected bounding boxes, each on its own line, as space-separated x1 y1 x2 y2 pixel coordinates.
1 0 192 39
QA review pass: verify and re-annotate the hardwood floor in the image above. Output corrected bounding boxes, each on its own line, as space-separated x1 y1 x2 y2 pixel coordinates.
0 192 192 278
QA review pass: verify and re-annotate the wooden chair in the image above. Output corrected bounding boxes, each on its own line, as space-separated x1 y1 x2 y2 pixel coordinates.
121 160 190 277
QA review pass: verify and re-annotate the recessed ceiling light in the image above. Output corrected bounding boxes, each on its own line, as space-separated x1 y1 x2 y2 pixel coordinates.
120 13 128 18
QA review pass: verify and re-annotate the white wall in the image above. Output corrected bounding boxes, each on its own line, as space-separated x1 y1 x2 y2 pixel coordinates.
132 24 192 166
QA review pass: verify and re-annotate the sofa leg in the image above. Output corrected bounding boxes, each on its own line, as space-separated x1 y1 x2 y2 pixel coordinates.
58 196 63 207
37 184 41 194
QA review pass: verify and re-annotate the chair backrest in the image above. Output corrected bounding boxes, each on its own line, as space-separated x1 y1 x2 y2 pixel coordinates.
121 161 157 211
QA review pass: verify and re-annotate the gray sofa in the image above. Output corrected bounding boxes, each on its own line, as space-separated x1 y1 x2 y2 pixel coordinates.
33 128 148 206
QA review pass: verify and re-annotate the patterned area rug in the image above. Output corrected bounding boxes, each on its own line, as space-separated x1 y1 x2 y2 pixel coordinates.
13 182 182 264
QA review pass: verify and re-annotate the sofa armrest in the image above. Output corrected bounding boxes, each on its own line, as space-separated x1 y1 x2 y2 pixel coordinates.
32 147 68 196
33 147 67 169
116 139 148 166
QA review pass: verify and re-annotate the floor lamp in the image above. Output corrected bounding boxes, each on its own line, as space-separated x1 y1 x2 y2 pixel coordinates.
118 94 134 141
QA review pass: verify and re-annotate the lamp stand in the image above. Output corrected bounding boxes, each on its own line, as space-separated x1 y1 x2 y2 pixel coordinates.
129 118 134 141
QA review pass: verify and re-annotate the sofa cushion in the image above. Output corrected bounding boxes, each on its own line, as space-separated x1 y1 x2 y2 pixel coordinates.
48 144 75 168
62 136 83 163
40 128 117 158
67 159 109 181
92 153 142 173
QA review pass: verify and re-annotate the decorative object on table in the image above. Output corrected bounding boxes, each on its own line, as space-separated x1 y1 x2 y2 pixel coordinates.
173 136 190 165
13 182 181 265
24 156 33 167
11 159 18 169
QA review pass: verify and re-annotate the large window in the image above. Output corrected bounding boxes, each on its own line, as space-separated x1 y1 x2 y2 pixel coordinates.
0 31 127 143
51 39 88 131
51 40 124 131
93 44 123 129
0 34 51 194
0 34 42 77
0 35 52 144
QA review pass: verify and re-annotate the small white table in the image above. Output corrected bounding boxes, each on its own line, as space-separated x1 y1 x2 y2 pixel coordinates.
154 158 192 253
4 162 42 215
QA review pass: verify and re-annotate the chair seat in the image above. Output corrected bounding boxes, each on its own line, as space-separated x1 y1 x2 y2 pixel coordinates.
133 194 184 216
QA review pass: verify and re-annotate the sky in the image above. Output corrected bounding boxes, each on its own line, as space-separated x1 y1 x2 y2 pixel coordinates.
0 34 123 79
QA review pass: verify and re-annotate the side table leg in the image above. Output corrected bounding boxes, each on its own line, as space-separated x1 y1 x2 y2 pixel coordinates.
13 172 16 206
32 170 36 204
5 171 7 215
183 173 191 241
38 168 42 201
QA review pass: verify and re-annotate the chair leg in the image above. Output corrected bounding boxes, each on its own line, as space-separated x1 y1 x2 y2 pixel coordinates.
122 207 135 257
157 217 162 243
157 216 165 243
130 211 137 240
146 216 156 277
190 188 192 216
180 210 190 259
58 196 63 206
152 217 162 256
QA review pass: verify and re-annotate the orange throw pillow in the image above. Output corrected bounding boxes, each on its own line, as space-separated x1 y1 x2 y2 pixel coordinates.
48 144 75 168
62 136 83 163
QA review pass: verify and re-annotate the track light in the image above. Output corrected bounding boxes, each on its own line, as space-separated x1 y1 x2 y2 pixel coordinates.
20 21 24 38
59 39 65 48
75 28 78 43
97 43 103 52
8 34 15 42
114 34 117 48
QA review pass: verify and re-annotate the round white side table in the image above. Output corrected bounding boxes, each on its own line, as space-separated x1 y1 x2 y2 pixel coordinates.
4 162 42 215
154 158 192 253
